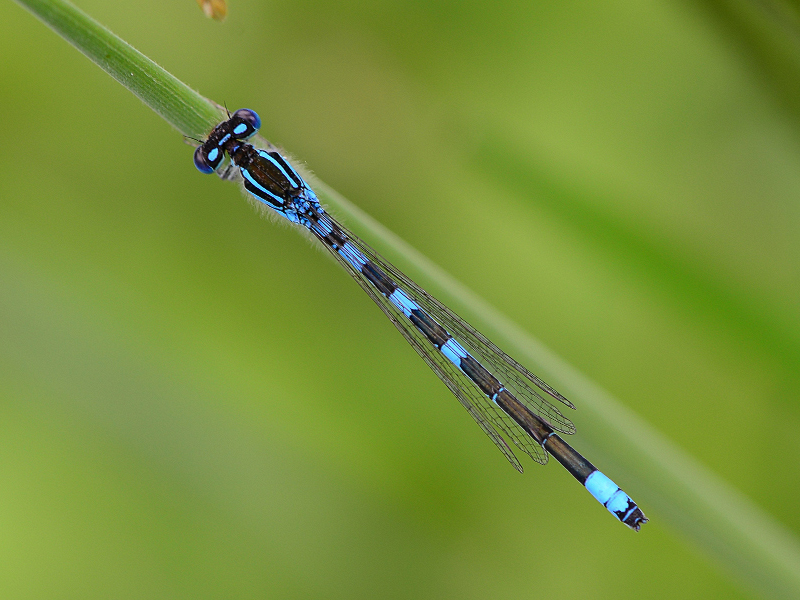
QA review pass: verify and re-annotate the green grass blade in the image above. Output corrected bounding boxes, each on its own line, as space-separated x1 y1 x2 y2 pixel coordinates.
13 0 223 138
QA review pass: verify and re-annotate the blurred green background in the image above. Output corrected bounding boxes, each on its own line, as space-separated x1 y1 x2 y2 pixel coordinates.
2 0 800 598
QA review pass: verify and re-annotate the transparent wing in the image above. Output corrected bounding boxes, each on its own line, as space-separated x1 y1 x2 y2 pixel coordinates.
321 214 576 470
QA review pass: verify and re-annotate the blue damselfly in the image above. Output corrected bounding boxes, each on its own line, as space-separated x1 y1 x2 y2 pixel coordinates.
194 109 647 530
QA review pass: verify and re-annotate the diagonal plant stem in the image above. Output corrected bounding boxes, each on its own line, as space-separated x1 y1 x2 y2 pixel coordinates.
12 0 800 598
13 0 223 139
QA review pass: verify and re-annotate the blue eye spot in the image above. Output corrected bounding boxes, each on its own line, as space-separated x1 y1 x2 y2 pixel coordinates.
232 108 261 131
233 123 248 135
193 146 215 174
208 147 220 162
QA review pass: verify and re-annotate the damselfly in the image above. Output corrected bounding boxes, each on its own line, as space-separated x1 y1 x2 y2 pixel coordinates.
193 109 648 531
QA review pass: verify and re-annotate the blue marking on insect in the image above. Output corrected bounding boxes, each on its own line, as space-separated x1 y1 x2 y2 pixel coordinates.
585 471 618 503
584 470 637 520
241 168 284 205
281 160 303 186
491 387 504 404
441 338 468 367
605 488 633 514
232 108 261 132
191 108 648 531
388 288 417 317
622 504 638 523
339 241 367 270
315 218 333 237
258 150 301 189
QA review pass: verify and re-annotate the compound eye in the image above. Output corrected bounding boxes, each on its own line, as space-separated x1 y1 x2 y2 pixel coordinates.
230 108 261 138
194 144 222 173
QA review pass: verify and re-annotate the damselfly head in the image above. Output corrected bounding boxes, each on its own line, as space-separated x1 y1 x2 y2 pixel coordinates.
194 109 262 174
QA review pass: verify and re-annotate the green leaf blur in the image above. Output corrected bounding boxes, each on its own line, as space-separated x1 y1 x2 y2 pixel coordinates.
2 0 799 598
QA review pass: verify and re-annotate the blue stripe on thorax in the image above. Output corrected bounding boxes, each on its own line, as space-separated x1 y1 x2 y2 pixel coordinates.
241 167 284 205
257 149 301 189
276 154 305 188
